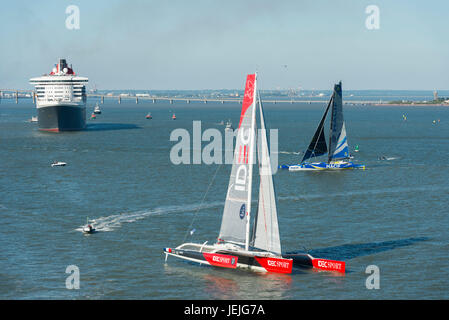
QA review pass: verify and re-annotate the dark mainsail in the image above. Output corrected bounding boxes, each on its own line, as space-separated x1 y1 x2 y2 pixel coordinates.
328 81 349 162
300 94 333 163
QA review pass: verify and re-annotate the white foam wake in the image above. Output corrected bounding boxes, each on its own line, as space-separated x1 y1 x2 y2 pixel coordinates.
75 201 223 233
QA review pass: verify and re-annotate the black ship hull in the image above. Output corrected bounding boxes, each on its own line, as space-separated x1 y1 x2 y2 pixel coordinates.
37 105 86 132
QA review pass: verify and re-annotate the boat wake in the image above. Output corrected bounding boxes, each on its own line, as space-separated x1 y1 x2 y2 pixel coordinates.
75 201 223 233
378 156 399 161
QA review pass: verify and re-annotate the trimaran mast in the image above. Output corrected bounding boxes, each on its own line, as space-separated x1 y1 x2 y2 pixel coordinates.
244 73 257 251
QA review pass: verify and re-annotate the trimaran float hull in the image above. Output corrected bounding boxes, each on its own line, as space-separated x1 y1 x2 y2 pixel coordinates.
282 161 365 171
163 244 345 274
164 245 293 274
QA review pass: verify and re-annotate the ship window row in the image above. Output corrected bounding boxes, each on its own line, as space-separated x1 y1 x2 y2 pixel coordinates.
30 80 88 83
32 84 86 87
38 97 83 100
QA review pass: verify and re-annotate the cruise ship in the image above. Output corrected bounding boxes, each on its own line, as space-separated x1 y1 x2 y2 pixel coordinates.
29 58 88 132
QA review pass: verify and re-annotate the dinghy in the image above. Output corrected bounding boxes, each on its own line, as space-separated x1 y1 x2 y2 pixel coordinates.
280 82 365 171
164 74 345 274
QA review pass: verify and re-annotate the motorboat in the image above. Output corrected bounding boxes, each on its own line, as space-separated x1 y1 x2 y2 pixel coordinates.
51 161 66 167
82 218 96 234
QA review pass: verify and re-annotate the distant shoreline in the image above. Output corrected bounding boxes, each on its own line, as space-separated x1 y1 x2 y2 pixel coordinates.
374 103 449 107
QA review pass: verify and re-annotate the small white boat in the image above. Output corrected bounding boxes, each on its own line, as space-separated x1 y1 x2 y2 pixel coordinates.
82 217 96 234
93 103 101 114
51 161 66 167
225 120 233 131
82 224 96 234
29 116 38 123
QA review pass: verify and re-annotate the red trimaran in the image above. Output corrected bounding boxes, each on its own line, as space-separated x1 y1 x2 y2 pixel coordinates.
164 74 345 274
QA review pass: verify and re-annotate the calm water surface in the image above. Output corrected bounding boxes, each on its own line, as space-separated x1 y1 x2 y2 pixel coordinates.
1 99 448 299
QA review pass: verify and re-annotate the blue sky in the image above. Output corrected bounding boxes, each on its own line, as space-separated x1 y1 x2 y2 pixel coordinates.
0 0 448 90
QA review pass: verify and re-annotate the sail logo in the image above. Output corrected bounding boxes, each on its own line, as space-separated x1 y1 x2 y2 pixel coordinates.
239 204 246 220
238 74 256 129
235 127 251 192
243 78 255 100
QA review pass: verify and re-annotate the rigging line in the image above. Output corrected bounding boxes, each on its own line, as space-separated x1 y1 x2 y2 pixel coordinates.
182 163 223 244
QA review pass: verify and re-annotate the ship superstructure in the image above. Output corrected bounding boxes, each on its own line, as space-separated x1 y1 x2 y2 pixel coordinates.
29 58 88 131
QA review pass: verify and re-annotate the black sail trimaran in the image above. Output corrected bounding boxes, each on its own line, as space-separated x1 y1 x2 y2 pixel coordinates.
281 82 365 171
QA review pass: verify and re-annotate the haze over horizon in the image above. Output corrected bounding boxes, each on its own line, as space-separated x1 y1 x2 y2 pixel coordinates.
1 0 448 91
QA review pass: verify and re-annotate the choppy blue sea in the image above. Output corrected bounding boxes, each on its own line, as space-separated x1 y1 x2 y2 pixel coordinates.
1 97 448 299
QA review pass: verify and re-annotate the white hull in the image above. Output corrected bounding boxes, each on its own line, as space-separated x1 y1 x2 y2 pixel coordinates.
36 101 85 108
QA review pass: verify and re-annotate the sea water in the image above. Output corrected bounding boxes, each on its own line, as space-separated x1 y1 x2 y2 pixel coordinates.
0 97 448 299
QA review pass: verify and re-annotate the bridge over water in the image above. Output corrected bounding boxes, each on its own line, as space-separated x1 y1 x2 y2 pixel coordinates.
0 89 384 105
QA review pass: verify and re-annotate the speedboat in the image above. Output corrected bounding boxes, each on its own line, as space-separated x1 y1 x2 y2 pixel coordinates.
51 161 66 167
82 224 96 234
146 113 152 119
82 217 96 234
